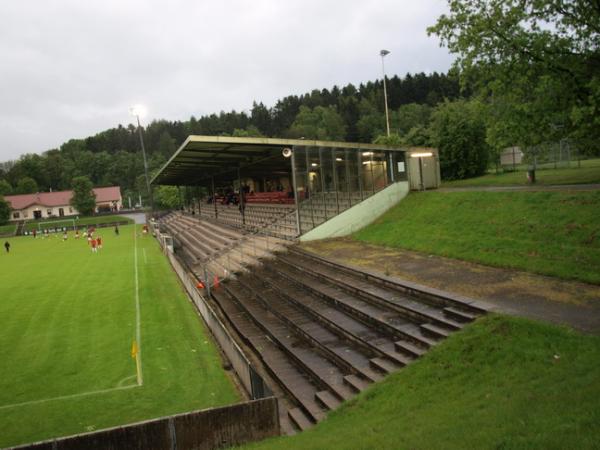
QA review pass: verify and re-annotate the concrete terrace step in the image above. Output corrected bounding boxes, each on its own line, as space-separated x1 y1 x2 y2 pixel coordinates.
444 306 478 323
421 323 451 339
222 280 355 403
211 288 326 424
288 408 314 431
315 390 342 411
395 340 427 357
281 252 464 332
268 258 441 349
343 374 370 393
256 264 414 369
290 247 488 317
369 357 399 375
238 272 383 385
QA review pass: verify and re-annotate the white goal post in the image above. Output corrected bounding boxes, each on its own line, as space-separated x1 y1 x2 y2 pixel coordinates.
36 218 77 231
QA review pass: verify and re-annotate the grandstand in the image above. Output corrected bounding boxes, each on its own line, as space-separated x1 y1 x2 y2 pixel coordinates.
151 136 487 433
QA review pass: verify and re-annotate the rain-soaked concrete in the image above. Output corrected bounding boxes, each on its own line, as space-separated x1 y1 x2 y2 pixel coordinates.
300 238 600 334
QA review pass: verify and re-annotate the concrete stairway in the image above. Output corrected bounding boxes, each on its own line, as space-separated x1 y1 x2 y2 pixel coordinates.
208 246 486 432
158 211 290 283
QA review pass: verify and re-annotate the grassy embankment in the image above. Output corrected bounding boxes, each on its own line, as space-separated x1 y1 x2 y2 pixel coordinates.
23 214 133 231
243 189 600 449
0 225 239 447
245 314 600 449
442 158 600 187
354 190 600 284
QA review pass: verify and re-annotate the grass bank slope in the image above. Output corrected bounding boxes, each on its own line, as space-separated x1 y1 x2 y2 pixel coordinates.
245 315 600 450
0 225 239 447
442 158 600 187
354 191 600 284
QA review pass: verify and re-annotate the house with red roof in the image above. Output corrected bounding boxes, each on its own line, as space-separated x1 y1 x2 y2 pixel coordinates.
5 186 122 221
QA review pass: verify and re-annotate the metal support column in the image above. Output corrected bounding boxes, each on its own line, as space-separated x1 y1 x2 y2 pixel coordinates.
238 167 245 226
332 148 339 214
357 151 364 201
344 149 351 206
177 186 183 211
370 152 375 195
319 147 327 220
211 177 218 220
290 146 302 236
197 185 202 215
305 147 315 228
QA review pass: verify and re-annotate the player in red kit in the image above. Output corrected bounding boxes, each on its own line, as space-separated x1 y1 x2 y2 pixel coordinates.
91 238 98 253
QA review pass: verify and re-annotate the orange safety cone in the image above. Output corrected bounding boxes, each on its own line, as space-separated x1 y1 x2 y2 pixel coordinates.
213 275 220 288
196 281 204 289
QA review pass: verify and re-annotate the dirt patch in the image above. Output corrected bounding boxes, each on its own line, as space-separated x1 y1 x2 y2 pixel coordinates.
300 238 600 334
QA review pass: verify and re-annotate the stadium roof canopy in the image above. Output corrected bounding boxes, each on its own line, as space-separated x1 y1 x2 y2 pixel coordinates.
151 135 406 186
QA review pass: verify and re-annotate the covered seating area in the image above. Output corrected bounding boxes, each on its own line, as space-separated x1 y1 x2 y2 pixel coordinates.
151 136 408 238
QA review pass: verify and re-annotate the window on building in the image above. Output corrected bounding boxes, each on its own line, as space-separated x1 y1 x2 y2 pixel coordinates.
47 209 53 216
69 207 73 213
12 212 20 219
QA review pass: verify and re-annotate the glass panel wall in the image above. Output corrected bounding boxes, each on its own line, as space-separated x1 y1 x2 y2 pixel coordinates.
372 150 388 191
292 145 406 233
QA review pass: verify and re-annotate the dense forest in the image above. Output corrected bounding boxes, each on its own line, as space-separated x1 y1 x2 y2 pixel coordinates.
0 71 462 202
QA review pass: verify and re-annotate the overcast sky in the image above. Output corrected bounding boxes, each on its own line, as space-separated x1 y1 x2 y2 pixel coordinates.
0 0 453 161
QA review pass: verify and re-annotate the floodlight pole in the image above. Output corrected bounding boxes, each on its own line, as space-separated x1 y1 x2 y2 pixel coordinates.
134 114 154 211
290 147 301 236
380 49 391 137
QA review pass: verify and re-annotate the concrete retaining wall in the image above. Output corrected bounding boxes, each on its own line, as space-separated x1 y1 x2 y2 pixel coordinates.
300 181 409 241
10 398 279 450
149 222 271 400
165 250 256 397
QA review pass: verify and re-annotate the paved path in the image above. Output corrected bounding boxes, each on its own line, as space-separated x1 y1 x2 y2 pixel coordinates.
438 183 600 193
300 239 600 334
121 212 146 224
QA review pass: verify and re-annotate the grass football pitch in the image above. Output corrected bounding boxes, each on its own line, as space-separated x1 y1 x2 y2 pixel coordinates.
0 225 240 447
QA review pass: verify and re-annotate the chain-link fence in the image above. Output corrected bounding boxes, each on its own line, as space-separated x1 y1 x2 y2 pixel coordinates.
498 140 599 172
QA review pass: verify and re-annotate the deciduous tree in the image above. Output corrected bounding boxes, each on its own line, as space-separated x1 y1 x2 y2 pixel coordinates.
429 99 490 180
429 0 600 145
0 197 10 225
70 176 96 216
15 177 38 194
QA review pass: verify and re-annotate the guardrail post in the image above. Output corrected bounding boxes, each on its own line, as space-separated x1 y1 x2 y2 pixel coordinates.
204 266 211 297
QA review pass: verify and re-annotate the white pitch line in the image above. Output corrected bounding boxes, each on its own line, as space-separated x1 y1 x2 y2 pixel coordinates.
134 228 143 385
0 384 139 411
117 374 138 388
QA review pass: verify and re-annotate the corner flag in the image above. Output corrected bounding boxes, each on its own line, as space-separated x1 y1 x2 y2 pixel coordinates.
131 340 143 386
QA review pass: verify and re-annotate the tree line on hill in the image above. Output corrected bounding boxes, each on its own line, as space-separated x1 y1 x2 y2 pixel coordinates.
0 0 597 220
0 71 461 203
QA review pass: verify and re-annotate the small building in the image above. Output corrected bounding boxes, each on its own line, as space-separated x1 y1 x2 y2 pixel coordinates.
406 147 441 190
500 146 523 167
5 186 122 221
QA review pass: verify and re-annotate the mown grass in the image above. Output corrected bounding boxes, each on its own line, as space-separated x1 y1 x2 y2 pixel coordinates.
23 214 133 232
353 191 600 284
443 158 600 187
0 225 239 447
245 315 600 450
